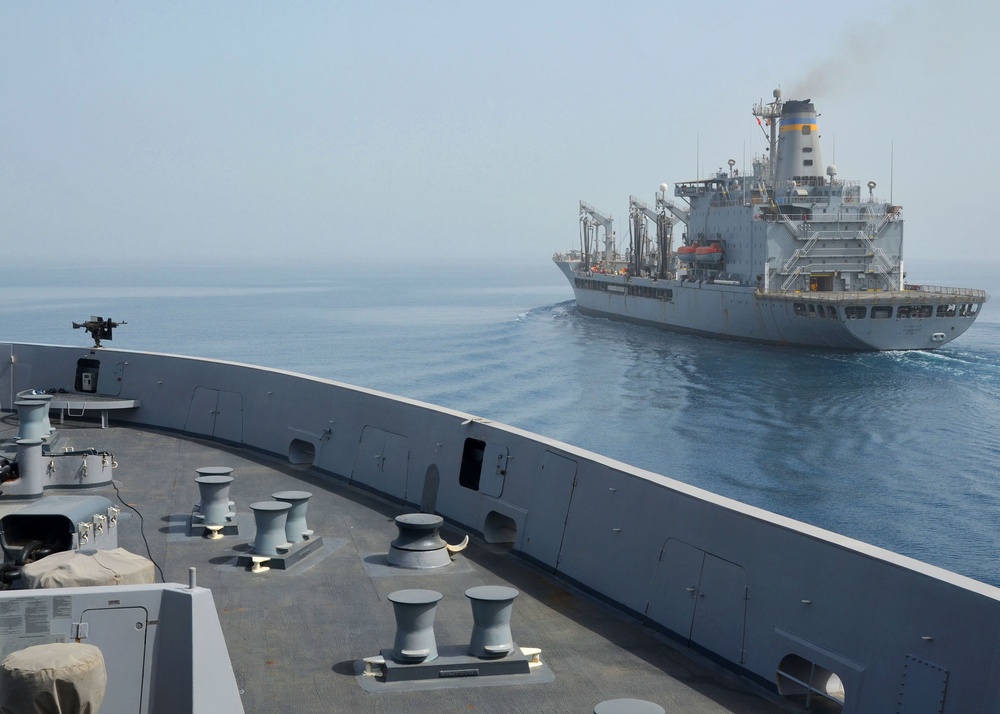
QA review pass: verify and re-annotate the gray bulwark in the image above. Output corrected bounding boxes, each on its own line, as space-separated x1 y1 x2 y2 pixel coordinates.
20 342 977 710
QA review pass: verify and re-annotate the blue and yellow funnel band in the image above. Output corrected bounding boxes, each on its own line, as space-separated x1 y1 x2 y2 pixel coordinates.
781 114 818 132
780 122 818 132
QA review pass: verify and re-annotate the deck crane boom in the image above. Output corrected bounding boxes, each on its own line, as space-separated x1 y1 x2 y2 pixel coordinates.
628 196 655 276
579 201 615 268
630 193 677 279
655 184 690 226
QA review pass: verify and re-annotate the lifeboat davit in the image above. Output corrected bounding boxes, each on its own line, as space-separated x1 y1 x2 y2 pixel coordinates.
693 243 724 263
676 243 698 263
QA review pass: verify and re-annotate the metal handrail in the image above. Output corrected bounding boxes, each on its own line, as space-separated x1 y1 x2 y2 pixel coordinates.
757 287 989 302
905 284 990 299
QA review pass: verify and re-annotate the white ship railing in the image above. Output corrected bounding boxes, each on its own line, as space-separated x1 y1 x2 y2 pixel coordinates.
905 284 990 299
712 195 892 211
758 287 988 302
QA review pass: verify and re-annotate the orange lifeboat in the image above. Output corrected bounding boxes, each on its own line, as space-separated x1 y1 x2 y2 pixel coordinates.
693 243 724 263
676 242 698 263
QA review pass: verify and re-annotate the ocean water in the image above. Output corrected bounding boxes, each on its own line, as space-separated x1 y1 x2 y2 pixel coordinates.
3 258 999 586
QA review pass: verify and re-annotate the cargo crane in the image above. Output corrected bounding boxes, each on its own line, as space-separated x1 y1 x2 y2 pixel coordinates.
579 201 615 270
629 195 675 278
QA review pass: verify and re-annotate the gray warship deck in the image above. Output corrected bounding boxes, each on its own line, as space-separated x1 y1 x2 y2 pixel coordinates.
8 343 997 712
0 418 793 713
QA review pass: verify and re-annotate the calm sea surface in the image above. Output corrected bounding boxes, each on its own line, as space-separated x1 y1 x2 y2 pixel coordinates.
3 258 999 586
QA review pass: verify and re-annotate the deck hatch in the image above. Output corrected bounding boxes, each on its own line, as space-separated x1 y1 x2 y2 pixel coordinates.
351 427 409 500
897 654 948 714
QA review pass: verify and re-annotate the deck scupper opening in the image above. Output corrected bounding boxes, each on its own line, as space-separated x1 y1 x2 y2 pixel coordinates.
288 438 316 468
776 654 845 711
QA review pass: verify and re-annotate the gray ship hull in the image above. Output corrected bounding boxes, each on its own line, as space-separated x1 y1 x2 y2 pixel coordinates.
556 260 982 351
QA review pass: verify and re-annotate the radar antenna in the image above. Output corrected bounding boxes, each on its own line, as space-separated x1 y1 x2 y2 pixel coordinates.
72 316 126 348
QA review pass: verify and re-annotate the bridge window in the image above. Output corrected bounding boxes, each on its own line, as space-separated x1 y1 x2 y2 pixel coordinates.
871 306 893 319
776 654 845 711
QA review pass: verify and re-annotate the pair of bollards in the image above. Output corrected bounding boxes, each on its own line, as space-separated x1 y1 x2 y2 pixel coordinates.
248 491 314 555
193 467 237 534
387 585 519 663
193 467 312 553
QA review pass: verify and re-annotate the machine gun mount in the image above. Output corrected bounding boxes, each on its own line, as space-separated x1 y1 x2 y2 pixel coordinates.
73 316 126 348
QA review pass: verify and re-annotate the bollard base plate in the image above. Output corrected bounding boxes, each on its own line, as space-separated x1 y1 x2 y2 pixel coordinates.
236 536 324 570
188 513 240 538
378 644 531 683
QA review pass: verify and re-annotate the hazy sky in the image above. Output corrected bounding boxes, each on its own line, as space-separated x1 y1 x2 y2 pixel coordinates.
2 1 996 266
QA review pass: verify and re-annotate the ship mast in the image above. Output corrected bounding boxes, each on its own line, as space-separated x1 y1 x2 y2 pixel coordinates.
752 88 783 187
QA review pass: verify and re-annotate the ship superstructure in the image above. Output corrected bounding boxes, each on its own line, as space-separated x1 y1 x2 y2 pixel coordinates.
554 90 988 350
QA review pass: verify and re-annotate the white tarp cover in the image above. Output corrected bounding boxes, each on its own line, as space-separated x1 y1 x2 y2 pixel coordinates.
21 547 155 589
0 642 106 714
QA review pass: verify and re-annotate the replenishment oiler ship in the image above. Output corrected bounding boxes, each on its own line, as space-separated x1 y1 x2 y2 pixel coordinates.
554 89 988 350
